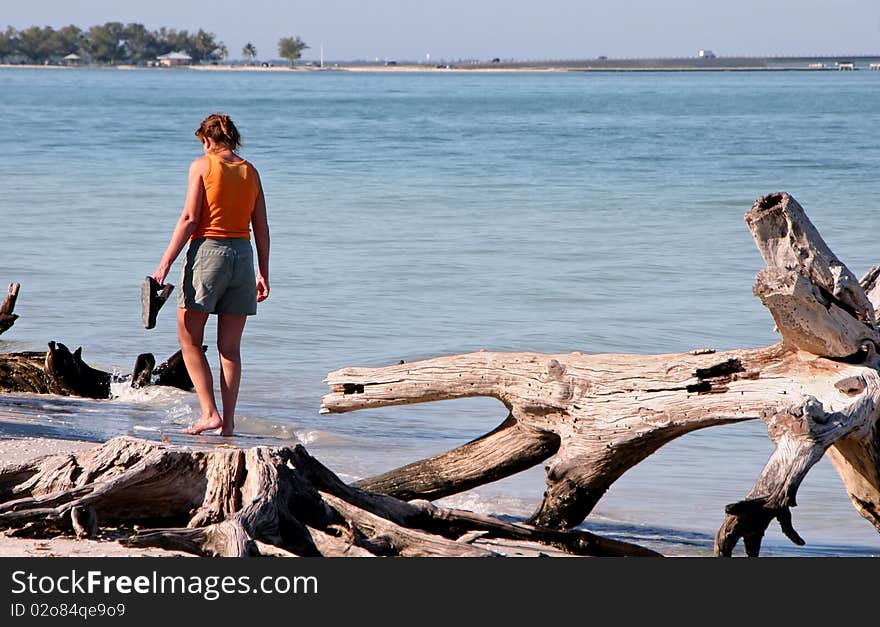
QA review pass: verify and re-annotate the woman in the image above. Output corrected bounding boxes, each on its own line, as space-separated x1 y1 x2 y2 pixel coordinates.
152 113 270 436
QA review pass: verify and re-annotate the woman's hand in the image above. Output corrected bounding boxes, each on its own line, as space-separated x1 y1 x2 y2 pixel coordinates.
152 263 170 286
256 273 270 302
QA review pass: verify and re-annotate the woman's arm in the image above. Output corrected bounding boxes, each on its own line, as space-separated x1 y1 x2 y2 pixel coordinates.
152 158 208 284
251 170 270 302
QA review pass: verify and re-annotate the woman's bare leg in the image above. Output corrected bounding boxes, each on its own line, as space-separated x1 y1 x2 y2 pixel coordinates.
217 313 247 436
178 308 222 434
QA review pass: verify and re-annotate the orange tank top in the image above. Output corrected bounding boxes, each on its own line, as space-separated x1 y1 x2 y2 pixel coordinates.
191 153 259 240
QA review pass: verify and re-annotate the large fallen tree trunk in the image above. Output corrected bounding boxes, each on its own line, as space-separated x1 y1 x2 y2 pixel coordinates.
322 193 880 557
0 283 19 336
0 437 657 557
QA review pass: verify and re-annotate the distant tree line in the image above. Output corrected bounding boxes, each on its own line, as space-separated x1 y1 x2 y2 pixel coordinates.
0 23 227 65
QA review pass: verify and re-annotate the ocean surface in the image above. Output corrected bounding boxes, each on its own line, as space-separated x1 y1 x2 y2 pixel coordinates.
1 67 879 556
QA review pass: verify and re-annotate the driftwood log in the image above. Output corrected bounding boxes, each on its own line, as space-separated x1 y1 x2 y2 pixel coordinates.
0 281 200 398
0 342 199 399
0 282 20 336
0 436 657 557
322 193 880 557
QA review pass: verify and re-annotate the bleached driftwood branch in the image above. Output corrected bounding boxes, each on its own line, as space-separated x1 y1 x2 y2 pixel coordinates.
322 193 880 556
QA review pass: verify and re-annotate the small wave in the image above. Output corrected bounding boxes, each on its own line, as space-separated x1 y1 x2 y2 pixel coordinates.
109 381 188 405
436 492 537 519
294 429 360 447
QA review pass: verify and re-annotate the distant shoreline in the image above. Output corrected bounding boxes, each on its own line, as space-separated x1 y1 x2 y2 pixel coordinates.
2 61 878 73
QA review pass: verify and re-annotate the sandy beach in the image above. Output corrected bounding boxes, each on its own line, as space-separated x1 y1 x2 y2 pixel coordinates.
0 433 190 557
0 435 95 464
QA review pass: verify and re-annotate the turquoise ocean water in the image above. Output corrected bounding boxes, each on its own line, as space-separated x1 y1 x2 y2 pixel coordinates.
1 67 879 556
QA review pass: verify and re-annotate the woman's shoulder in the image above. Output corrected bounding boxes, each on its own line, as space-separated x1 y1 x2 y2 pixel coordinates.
189 155 211 176
247 161 262 184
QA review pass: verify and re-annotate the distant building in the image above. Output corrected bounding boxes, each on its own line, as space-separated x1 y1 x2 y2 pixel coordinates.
698 49 716 59
836 61 855 71
157 51 193 67
870 63 880 71
63 53 81 67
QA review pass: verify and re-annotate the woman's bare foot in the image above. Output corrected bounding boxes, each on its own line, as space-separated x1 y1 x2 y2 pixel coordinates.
184 414 223 435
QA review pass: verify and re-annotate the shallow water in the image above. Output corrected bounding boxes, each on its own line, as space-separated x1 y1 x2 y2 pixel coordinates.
1 67 879 556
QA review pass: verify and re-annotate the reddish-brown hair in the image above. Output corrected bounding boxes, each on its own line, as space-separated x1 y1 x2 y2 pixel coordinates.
194 113 242 150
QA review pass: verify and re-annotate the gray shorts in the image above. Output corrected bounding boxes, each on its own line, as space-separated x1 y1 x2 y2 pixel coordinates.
178 238 257 315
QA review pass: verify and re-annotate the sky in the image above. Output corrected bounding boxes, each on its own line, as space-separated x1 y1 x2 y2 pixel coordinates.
4 0 880 62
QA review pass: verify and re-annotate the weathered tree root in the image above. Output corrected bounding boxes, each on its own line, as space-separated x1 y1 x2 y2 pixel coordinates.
715 388 878 556
0 437 658 557
322 193 880 556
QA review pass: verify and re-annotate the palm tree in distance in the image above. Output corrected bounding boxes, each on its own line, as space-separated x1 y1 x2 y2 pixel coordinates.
242 42 257 64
